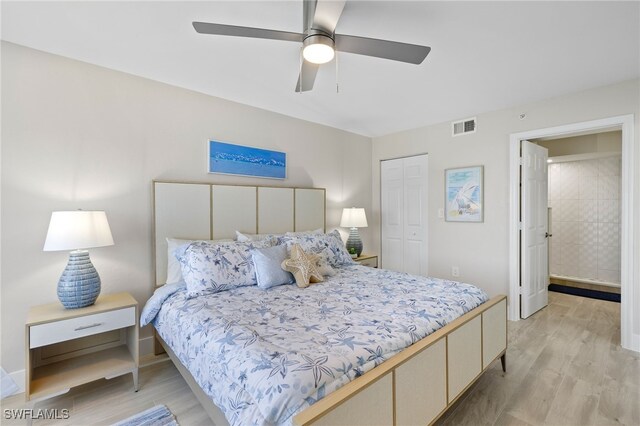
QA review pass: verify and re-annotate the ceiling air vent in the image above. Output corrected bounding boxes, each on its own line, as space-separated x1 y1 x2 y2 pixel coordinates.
452 117 476 136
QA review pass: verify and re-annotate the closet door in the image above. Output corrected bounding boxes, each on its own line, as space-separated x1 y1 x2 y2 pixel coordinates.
404 155 428 276
381 159 404 272
381 155 428 275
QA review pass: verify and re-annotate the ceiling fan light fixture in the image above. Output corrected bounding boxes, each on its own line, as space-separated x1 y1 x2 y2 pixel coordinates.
302 34 335 64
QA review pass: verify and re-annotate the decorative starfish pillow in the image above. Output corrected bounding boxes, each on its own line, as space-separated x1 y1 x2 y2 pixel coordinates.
281 244 324 288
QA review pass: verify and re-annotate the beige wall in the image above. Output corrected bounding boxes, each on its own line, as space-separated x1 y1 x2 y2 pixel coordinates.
0 42 372 374
2 40 639 375
371 79 639 309
538 130 622 157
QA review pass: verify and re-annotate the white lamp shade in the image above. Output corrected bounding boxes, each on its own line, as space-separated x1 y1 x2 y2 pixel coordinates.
340 208 368 228
43 211 114 251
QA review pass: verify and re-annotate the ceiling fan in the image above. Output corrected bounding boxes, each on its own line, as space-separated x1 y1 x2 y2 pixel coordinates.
193 0 431 92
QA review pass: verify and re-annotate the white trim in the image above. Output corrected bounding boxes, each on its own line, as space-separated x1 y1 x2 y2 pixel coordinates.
548 151 621 163
620 116 636 351
509 115 637 352
508 138 521 321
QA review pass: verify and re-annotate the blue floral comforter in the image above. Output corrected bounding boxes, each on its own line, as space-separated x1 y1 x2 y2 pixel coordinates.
149 265 488 425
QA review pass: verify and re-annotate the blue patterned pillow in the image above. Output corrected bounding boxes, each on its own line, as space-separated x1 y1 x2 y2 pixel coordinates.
251 245 295 289
276 230 354 267
179 240 272 298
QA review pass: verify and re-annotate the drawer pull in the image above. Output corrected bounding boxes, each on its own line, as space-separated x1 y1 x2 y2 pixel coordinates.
74 322 104 331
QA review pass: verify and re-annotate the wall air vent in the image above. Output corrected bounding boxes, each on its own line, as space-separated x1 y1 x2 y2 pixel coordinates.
452 117 476 136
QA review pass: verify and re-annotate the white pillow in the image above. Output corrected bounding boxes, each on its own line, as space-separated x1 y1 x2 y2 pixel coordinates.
166 237 232 284
235 231 279 242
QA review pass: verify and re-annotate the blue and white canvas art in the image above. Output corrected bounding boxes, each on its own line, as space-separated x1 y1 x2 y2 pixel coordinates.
208 140 286 179
445 165 483 222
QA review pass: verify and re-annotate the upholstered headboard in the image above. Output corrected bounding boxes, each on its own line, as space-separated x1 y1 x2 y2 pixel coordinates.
152 181 326 286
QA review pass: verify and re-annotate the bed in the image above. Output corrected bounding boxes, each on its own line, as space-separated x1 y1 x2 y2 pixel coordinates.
148 181 507 426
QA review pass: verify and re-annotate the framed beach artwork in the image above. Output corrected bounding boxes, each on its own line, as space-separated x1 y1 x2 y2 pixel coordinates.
445 166 484 222
208 140 286 179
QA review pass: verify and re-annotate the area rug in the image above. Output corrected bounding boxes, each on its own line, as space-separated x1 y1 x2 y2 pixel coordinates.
548 284 621 303
112 405 179 426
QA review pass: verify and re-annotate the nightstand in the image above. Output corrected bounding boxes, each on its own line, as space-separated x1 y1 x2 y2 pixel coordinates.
25 292 139 403
354 254 378 268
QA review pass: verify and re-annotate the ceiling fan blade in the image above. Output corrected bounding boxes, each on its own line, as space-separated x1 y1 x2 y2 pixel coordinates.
295 60 320 92
335 34 431 64
305 0 346 33
193 22 304 43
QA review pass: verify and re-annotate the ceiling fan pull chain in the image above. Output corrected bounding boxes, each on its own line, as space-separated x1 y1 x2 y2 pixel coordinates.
335 51 339 94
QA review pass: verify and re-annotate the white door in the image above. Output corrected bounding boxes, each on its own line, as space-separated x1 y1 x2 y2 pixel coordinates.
403 155 428 276
521 140 549 318
381 155 428 275
381 159 404 272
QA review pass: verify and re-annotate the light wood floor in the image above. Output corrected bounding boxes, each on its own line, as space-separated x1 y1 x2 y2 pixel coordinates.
437 291 639 426
2 292 638 425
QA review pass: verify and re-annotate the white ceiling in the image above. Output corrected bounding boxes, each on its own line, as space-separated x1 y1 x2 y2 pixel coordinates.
2 1 639 137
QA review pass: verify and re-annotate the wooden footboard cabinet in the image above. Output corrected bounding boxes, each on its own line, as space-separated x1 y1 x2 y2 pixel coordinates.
293 295 507 426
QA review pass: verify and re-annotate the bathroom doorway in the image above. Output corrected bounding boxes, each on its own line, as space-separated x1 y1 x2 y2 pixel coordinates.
535 130 622 298
508 115 637 352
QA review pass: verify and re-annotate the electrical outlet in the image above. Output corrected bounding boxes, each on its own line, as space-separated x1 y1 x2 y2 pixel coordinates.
438 208 444 219
452 266 460 277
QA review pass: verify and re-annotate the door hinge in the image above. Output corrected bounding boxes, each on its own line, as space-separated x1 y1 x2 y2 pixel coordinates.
518 221 522 230
519 157 523 165
518 286 523 295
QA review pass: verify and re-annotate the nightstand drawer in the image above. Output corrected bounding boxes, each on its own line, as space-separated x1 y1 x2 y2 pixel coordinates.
30 307 135 348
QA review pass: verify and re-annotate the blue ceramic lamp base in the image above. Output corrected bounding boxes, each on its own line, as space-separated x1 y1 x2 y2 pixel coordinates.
345 227 363 257
57 250 101 309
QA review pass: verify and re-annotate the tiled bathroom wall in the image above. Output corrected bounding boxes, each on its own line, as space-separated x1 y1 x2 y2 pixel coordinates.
548 156 621 284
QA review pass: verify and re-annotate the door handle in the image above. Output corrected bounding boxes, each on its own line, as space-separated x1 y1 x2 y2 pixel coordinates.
545 232 553 238
74 322 103 331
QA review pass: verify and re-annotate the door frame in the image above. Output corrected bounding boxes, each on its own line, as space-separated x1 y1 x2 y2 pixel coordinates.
508 114 637 352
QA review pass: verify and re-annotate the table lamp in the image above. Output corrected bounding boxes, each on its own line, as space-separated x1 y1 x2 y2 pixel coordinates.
43 210 114 309
340 207 368 257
